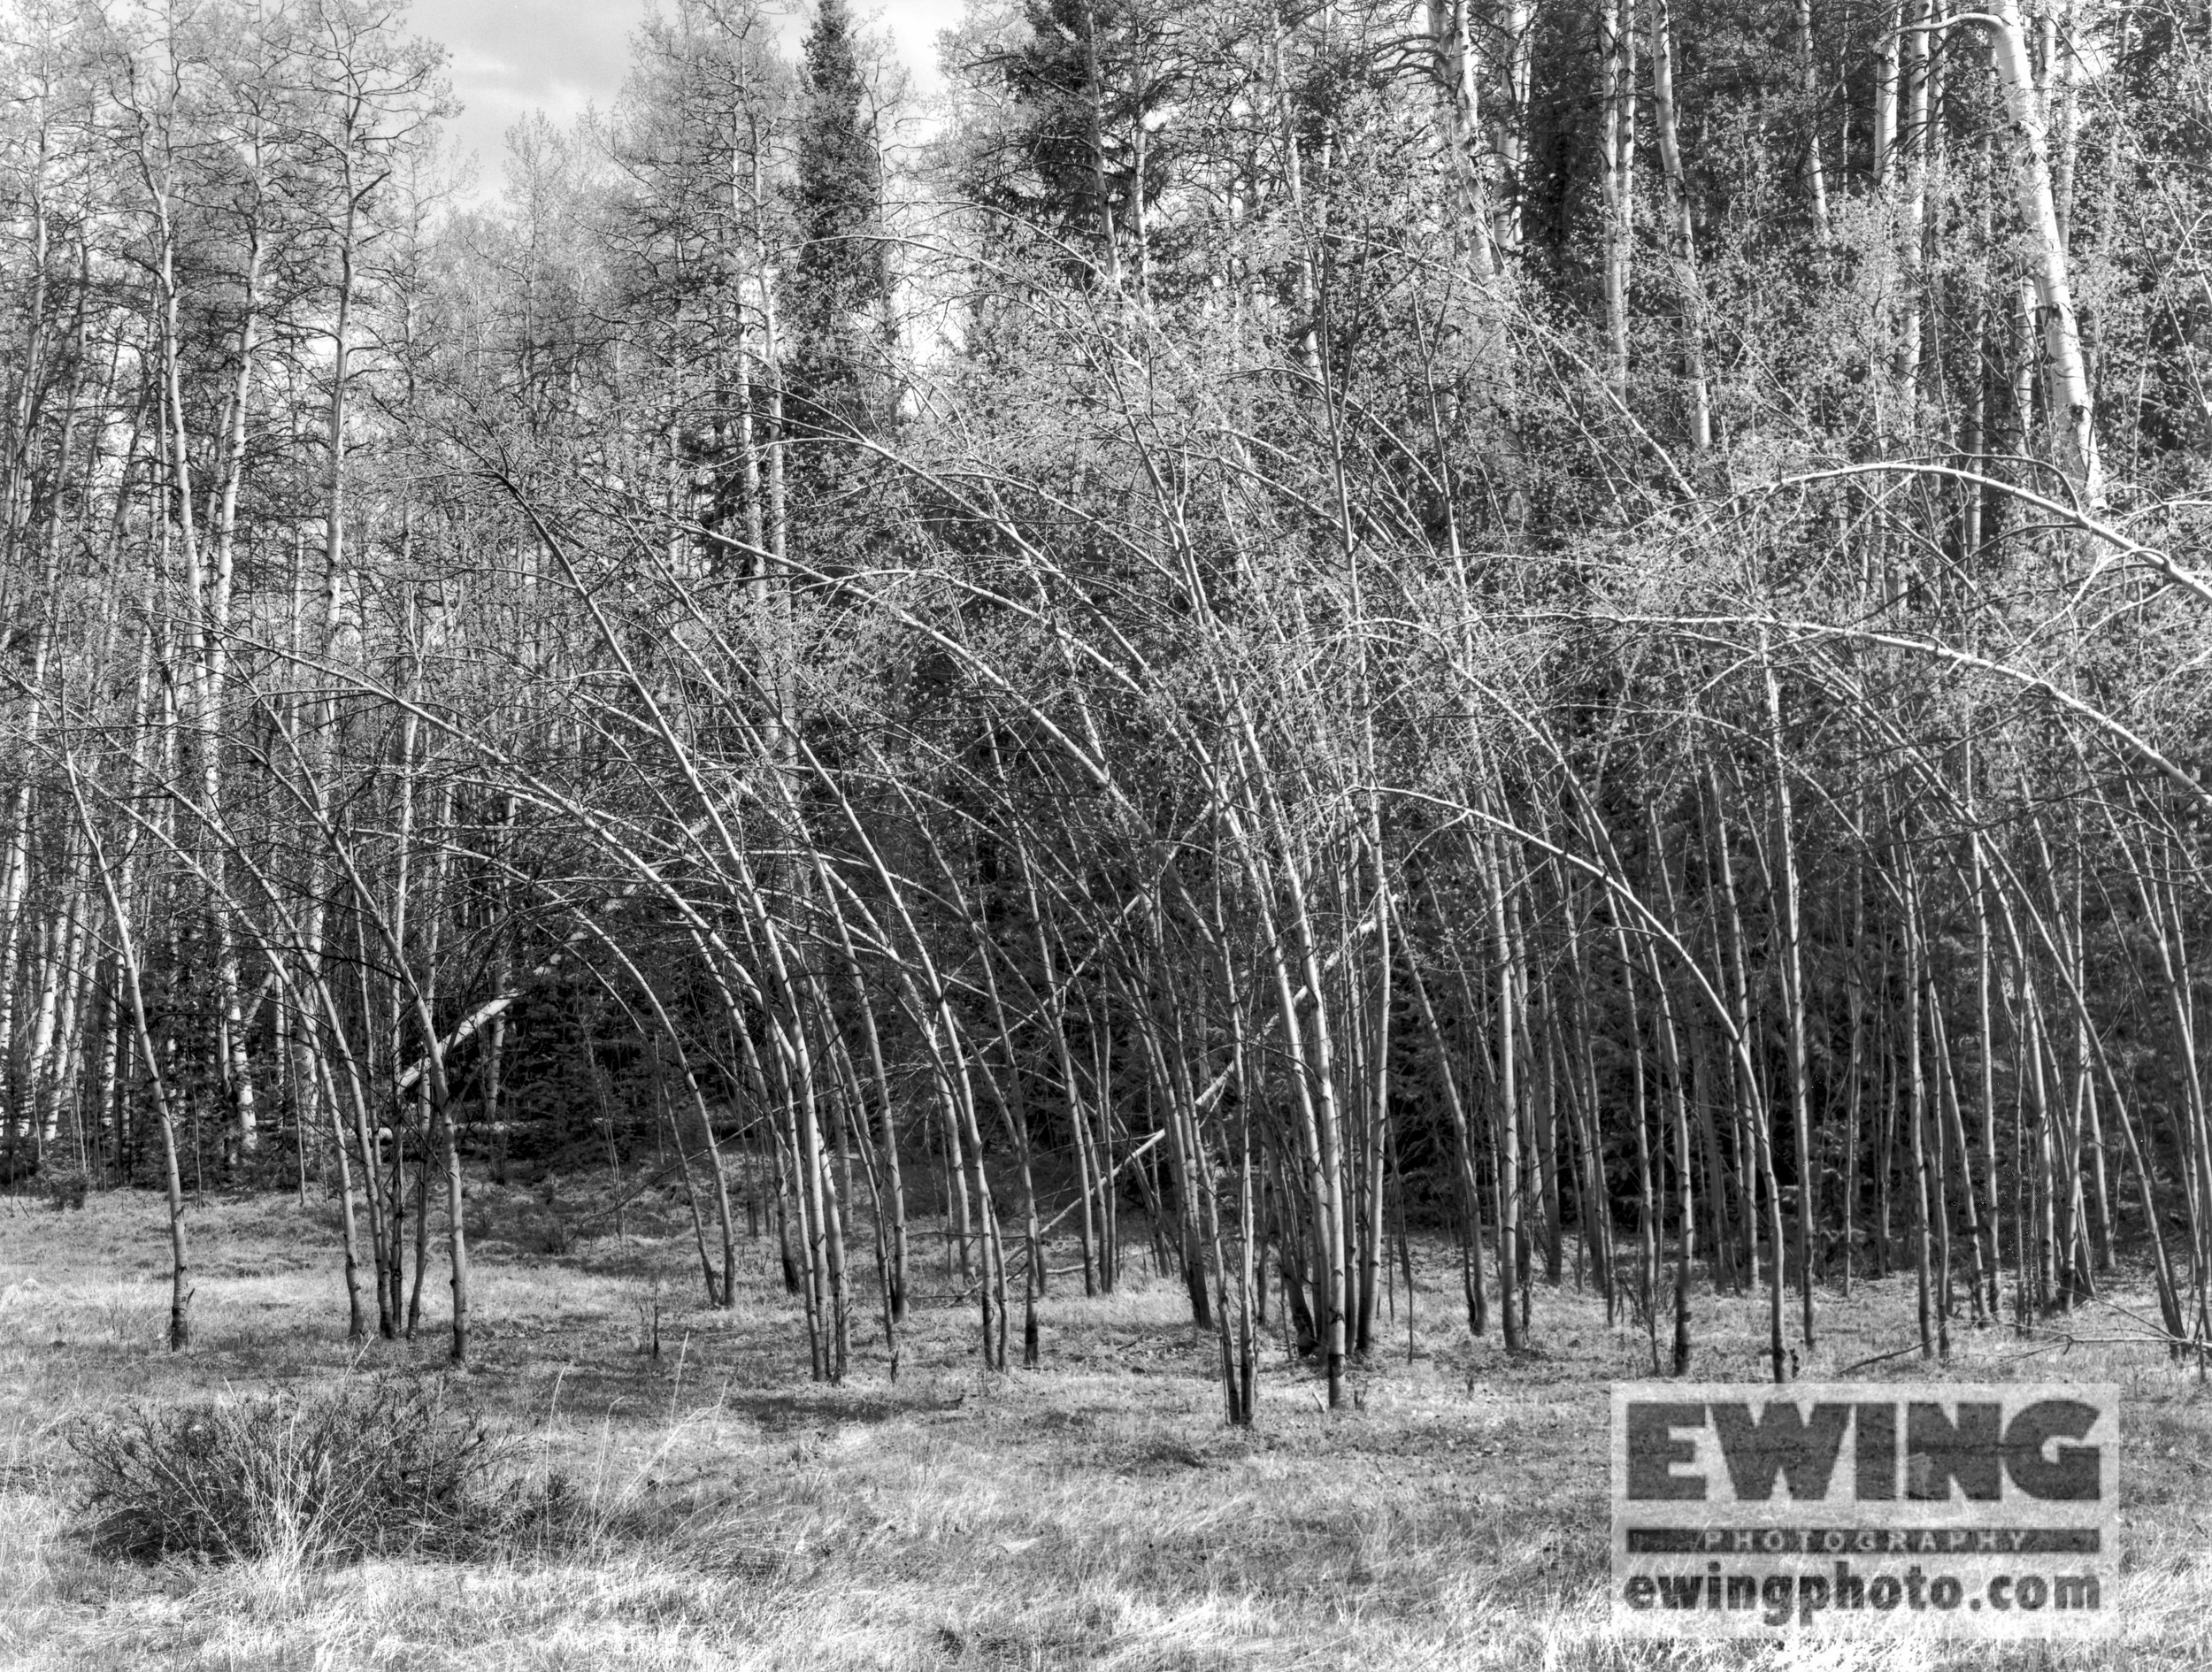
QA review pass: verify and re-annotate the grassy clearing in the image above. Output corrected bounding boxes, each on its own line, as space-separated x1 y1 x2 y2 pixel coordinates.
3 1182 2209 1669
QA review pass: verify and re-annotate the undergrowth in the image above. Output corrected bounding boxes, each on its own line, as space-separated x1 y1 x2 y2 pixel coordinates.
69 1375 503 1566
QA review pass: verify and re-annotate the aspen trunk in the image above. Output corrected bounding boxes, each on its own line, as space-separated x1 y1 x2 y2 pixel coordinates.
1905 870 1939 1357
1798 0 1830 235
1595 0 1636 394
67 760 188 1349
1649 0 1712 451
1762 644 1816 1347
1982 0 2101 501
1406 918 1487 1336
1486 828 1526 1352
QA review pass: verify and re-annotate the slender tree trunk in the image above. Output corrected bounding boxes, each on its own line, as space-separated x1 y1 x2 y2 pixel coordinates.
1649 0 1712 451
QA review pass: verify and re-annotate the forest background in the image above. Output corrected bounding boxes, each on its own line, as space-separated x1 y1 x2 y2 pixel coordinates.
1 0 2211 1662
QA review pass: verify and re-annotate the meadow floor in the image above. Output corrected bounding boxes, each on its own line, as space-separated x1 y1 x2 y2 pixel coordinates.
2 1181 2209 1670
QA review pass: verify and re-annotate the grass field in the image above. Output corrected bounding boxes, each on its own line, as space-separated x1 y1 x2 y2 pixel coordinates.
2 1179 2208 1670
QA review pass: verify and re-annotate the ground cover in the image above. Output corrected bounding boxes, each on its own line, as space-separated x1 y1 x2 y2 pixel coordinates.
2 1185 2207 1670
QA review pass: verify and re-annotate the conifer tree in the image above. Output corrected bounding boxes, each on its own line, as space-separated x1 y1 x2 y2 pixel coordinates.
956 0 1175 296
786 0 887 442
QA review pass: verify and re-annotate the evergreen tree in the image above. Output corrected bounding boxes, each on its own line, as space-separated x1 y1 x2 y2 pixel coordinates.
787 0 887 441
956 0 1179 295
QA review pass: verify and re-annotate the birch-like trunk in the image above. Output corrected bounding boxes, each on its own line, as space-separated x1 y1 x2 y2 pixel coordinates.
1983 0 2102 502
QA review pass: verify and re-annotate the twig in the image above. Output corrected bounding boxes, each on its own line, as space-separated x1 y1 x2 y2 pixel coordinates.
1006 1131 1169 1266
1834 1341 1929 1375
2088 1296 2202 1348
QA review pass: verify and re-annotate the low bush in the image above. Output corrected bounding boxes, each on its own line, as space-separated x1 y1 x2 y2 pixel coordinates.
42 1169 88 1210
70 1377 503 1566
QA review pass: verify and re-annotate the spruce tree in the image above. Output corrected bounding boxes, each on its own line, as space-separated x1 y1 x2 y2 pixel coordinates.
787 0 887 441
957 0 1176 295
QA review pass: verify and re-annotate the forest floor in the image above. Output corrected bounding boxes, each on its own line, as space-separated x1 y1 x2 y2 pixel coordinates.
2 1179 2209 1670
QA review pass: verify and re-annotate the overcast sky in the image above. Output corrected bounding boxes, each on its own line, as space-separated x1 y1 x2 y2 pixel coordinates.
410 0 967 193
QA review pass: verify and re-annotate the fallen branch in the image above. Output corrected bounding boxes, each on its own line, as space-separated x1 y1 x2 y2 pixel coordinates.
1008 1131 1169 1267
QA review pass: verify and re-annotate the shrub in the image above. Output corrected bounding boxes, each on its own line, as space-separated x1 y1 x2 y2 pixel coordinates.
70 1377 503 1566
42 1169 88 1211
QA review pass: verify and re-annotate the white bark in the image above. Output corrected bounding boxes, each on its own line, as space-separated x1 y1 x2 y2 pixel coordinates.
1649 0 1711 450
1596 0 1636 395
1428 0 1498 281
1982 0 2102 503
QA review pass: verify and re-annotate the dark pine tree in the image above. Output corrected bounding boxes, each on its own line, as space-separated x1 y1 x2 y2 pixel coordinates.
787 0 889 445
959 0 1178 295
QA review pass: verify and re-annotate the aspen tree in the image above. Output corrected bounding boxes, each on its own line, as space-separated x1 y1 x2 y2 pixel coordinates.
65 754 188 1349
1647 0 1709 449
1977 0 2102 501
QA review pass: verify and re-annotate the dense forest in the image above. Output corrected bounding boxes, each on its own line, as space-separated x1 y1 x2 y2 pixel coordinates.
1 0 2208 1415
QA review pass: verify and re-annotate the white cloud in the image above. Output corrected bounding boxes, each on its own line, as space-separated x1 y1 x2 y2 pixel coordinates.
408 0 967 196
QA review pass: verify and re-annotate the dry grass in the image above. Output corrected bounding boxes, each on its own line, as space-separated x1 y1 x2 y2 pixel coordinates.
3 1180 2210 1668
